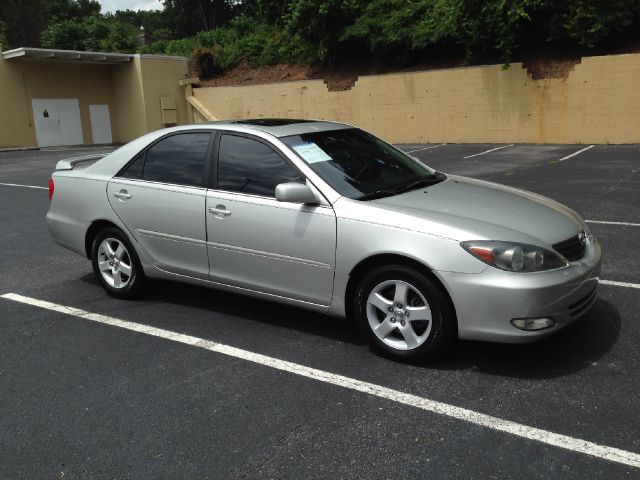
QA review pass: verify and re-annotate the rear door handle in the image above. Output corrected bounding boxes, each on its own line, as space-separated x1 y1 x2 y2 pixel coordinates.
208 206 231 217
113 190 131 200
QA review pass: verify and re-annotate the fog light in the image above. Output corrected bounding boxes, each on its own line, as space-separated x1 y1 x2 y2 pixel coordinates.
510 317 556 331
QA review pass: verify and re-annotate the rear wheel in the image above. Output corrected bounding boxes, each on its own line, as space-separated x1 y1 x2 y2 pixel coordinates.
353 265 455 362
91 227 144 299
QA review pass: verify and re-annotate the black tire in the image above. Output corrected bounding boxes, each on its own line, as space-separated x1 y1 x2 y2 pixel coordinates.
91 227 145 299
353 264 456 362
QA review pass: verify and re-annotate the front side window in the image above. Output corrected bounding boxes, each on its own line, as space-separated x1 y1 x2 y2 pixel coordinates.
281 128 443 200
217 134 302 197
139 133 210 187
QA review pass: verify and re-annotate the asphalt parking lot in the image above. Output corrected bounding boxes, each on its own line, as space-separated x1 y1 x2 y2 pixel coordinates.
1 142 639 479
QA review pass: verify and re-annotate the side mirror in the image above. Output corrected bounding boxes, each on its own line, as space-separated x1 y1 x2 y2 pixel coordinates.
275 182 319 205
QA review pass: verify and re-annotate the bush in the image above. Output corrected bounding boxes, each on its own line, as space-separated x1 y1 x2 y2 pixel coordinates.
192 49 222 78
0 20 9 50
195 16 290 67
130 0 640 68
42 15 138 53
342 0 640 63
41 19 87 50
164 37 199 57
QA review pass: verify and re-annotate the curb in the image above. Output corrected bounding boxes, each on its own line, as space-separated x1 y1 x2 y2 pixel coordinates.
0 147 40 153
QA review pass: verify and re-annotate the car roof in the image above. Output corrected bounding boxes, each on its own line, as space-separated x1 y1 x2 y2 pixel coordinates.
203 118 353 138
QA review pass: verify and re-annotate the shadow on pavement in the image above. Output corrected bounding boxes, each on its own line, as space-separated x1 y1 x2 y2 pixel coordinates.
107 276 366 347
81 274 620 379
429 299 620 379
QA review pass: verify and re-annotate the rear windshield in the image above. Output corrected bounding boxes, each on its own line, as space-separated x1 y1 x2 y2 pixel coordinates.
281 128 440 199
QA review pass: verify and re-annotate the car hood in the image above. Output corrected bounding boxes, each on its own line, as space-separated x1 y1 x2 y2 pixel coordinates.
360 175 584 245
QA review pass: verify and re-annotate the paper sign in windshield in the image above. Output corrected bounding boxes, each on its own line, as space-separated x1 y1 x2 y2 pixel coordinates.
292 143 332 164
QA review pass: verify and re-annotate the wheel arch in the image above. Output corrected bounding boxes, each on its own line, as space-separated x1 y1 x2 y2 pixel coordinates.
345 253 458 328
84 219 125 259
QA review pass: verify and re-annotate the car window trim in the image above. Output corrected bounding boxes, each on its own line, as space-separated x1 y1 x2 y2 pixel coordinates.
212 131 307 196
204 187 331 207
206 131 221 189
114 130 215 188
108 177 208 193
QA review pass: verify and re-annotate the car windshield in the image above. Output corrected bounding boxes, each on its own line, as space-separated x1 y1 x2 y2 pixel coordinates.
281 128 444 200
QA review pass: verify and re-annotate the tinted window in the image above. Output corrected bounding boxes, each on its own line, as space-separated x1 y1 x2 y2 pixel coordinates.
142 133 210 187
119 153 144 179
217 135 302 196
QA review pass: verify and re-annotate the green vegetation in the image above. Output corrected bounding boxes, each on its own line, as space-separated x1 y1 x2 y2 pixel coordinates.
0 0 638 73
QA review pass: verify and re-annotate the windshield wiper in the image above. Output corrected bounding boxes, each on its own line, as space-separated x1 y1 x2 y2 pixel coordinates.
357 173 446 201
394 175 445 194
356 187 403 201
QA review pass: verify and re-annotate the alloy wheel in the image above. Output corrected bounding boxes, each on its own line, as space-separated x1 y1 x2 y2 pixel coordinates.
366 279 433 350
97 237 133 289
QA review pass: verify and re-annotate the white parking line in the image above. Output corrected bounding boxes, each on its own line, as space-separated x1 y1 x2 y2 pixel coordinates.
558 145 594 162
2 292 639 469
463 144 514 159
0 182 47 190
600 280 640 289
404 144 446 154
587 220 640 227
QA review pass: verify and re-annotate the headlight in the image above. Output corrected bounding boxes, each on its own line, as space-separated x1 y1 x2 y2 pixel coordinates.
460 240 568 272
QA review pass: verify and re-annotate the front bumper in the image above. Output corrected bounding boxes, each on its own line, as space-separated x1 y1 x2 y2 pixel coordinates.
437 236 602 343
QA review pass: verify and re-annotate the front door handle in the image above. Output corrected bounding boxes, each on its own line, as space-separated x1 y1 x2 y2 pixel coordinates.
208 205 231 217
113 190 131 200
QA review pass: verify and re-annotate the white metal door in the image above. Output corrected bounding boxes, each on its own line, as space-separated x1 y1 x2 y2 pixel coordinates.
32 99 60 147
89 104 112 144
32 99 83 147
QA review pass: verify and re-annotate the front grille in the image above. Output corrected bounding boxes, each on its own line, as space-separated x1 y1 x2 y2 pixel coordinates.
553 233 586 261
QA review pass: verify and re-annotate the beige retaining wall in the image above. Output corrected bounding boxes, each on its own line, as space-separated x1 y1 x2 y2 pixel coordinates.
193 53 640 144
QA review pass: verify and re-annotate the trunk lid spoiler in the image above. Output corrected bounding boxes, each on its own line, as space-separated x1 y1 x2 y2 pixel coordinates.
55 153 108 171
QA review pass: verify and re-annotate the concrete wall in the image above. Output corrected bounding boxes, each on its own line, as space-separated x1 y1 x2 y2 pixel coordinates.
111 58 147 143
110 56 189 144
0 56 36 147
137 56 189 134
0 53 189 148
193 53 640 144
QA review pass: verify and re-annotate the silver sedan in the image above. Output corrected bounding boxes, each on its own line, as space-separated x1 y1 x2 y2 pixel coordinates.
46 120 602 361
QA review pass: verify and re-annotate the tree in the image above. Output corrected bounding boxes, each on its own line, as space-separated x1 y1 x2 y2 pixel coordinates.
0 0 48 48
41 15 139 53
47 0 101 20
101 19 139 52
0 20 9 49
41 18 86 50
162 0 235 37
550 0 640 47
284 0 365 63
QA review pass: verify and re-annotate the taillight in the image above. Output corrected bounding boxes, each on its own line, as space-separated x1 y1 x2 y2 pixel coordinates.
49 177 55 201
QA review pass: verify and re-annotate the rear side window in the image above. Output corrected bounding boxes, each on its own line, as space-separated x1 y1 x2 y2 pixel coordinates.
217 134 302 197
143 133 210 187
119 133 211 187
119 153 144 179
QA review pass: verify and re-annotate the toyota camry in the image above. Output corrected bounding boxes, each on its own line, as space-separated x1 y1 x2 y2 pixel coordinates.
46 119 602 361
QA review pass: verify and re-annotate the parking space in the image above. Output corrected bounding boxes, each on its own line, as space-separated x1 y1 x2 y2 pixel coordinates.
1 144 639 478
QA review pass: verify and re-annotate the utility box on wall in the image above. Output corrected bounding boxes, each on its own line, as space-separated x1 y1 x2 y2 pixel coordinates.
160 96 177 126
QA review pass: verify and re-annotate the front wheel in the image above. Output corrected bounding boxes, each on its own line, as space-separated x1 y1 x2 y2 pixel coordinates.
91 227 144 299
353 265 456 362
